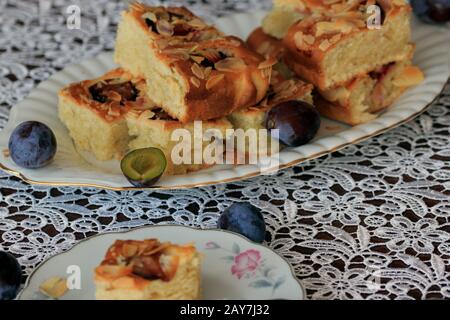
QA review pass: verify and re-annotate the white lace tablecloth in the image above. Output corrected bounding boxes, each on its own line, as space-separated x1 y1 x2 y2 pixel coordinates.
1 0 450 300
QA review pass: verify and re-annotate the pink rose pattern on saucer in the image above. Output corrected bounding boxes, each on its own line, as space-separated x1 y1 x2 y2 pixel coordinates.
205 241 286 293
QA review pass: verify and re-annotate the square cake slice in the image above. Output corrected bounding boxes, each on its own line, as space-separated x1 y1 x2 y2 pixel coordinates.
58 68 153 161
95 239 202 300
270 0 414 90
115 3 272 123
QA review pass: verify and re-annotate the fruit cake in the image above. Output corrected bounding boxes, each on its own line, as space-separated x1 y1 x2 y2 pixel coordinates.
126 108 233 175
94 239 202 300
115 3 272 123
248 20 424 126
262 0 414 90
58 68 152 161
228 71 314 157
316 59 424 125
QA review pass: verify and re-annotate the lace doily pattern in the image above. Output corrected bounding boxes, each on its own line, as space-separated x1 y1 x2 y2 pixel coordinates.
1 0 450 300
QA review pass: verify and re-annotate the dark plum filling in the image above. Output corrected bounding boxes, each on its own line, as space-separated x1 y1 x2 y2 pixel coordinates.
89 81 139 105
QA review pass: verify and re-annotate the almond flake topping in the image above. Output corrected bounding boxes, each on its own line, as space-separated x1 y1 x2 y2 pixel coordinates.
109 91 122 102
191 63 205 79
203 67 212 78
319 39 332 51
258 57 278 70
138 110 156 122
191 55 205 64
190 76 201 88
215 57 246 72
156 19 174 37
206 74 224 90
142 11 157 22
188 18 207 28
40 277 68 299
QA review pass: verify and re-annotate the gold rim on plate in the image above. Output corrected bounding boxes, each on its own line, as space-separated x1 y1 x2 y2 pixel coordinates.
0 82 446 191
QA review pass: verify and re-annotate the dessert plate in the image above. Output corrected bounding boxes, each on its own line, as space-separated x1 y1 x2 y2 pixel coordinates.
18 225 305 300
0 12 449 190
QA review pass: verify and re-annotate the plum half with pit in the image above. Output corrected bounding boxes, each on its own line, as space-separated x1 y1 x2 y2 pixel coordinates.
121 148 167 187
8 121 57 169
265 100 321 147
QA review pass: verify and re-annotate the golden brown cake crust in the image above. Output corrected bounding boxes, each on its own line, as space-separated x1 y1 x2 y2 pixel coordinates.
158 36 274 121
128 2 222 43
94 239 202 300
282 1 413 89
115 3 273 123
95 239 197 287
58 68 152 123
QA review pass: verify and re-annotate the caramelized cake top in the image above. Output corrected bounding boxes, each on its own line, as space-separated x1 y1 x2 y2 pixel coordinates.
95 239 197 284
129 2 221 43
286 0 411 53
62 68 154 122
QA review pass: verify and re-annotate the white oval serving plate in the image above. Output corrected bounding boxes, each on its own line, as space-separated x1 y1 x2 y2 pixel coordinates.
0 11 449 190
18 225 305 300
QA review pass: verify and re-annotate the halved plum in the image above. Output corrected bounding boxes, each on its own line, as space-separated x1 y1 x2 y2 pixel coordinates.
121 148 167 187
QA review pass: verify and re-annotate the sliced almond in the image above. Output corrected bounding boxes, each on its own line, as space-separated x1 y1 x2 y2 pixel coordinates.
39 277 68 299
334 18 356 33
319 39 332 51
138 109 155 122
329 33 342 44
303 34 316 45
191 55 205 64
107 110 121 118
229 39 242 47
122 244 139 257
109 91 122 102
203 66 212 78
215 57 247 72
258 57 278 70
191 63 205 79
294 31 309 50
202 50 223 63
156 19 174 37
188 18 207 28
96 265 132 278
142 243 171 256
3 149 10 158
206 74 224 90
164 48 190 61
392 66 425 87
190 76 201 88
142 11 157 22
